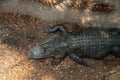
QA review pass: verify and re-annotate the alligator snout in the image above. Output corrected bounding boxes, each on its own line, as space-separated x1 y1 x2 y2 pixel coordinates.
28 45 45 59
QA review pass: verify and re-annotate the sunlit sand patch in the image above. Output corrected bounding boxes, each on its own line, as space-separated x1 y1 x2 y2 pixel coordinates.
0 44 35 80
41 74 56 80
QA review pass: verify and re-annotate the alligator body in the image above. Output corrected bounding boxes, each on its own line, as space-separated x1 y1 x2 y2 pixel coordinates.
28 24 120 66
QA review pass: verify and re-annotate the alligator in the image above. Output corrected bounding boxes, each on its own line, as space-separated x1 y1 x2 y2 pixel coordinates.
28 24 120 66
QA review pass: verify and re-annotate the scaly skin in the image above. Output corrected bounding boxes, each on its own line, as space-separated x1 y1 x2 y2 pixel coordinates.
28 24 120 66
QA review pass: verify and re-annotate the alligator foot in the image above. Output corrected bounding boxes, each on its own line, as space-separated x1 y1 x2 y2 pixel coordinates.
43 24 68 34
68 51 91 67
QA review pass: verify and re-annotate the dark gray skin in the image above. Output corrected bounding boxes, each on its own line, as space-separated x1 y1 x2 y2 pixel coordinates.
28 24 120 66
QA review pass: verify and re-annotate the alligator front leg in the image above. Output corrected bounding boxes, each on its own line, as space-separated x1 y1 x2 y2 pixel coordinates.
43 24 69 34
51 52 66 66
68 50 90 67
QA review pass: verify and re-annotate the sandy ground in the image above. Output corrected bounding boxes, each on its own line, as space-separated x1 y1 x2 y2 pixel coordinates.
0 0 120 80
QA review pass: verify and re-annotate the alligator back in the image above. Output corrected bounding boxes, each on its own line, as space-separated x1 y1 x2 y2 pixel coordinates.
68 28 120 55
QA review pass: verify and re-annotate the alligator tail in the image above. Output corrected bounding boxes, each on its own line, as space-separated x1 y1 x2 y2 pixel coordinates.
113 46 120 57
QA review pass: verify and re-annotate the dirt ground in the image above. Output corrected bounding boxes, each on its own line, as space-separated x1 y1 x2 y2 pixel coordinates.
0 0 120 80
